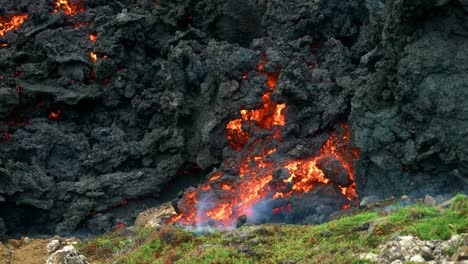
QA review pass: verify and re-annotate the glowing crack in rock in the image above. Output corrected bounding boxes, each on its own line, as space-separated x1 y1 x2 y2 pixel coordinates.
168 56 359 227
53 0 85 16
0 14 28 37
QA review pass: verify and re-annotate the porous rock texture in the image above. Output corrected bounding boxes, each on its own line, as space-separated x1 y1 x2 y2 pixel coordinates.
0 0 466 238
351 0 468 201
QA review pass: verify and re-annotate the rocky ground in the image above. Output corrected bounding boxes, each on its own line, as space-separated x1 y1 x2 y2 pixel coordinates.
0 238 48 264
0 194 465 263
34 194 464 264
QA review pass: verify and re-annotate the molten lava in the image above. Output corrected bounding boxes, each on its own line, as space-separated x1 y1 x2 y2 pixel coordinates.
226 59 284 151
170 56 359 227
0 14 28 37
53 0 85 16
89 32 97 43
90 51 98 63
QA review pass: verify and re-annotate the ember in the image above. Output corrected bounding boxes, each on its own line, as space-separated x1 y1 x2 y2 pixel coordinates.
89 33 98 43
15 85 21 94
113 222 125 231
90 51 98 62
0 14 28 37
170 57 359 227
48 109 62 121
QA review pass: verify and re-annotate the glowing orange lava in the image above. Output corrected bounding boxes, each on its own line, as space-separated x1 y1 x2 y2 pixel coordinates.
53 0 85 16
90 51 97 62
170 56 359 227
48 109 62 120
89 32 97 43
0 14 28 37
226 58 285 151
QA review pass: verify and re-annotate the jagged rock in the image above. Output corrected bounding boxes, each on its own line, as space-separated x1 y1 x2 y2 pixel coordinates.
134 202 177 228
316 156 351 187
460 0 468 11
361 235 466 263
0 0 466 237
46 245 88 264
47 240 61 253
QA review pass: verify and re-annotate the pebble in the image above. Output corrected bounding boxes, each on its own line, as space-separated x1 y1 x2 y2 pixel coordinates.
409 255 425 262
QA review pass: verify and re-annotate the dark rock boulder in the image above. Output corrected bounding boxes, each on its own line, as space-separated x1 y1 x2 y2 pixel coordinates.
316 155 352 187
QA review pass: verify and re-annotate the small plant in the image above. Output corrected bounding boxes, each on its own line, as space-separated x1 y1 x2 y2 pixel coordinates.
158 225 192 246
78 195 467 264
442 244 459 257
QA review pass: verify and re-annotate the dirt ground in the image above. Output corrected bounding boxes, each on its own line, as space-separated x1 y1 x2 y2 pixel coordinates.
0 239 48 264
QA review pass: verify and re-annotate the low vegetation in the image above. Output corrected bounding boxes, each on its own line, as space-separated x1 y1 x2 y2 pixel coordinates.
77 194 467 264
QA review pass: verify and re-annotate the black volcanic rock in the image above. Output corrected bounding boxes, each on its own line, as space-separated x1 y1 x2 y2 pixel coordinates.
0 0 466 238
316 155 352 187
350 0 468 199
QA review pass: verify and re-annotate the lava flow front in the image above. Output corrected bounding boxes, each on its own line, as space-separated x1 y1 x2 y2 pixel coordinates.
170 57 359 227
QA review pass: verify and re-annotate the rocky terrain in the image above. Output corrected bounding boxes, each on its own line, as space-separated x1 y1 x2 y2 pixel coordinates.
75 194 468 263
0 194 465 263
0 0 467 239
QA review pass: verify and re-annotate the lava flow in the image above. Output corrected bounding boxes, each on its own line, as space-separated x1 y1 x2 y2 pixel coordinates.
170 57 359 227
0 14 28 37
53 0 85 16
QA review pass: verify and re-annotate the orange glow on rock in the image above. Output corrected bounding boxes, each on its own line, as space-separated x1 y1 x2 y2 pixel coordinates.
89 32 97 43
48 109 62 120
53 0 85 16
113 222 125 232
0 14 28 37
72 22 89 28
170 56 359 227
226 58 284 151
90 51 98 62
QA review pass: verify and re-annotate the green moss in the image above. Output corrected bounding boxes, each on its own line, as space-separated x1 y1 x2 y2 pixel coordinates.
124 238 162 263
406 209 467 240
78 231 132 259
451 193 468 211
327 212 379 229
387 205 439 224
79 195 467 264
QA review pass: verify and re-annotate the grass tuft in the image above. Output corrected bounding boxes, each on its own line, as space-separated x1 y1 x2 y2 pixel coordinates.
78 194 467 264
